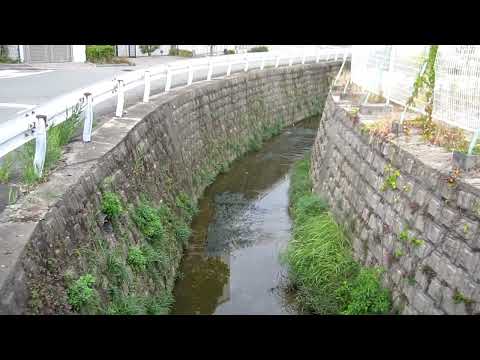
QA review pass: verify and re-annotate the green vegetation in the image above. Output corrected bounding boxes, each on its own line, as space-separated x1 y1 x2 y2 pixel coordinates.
101 192 123 219
65 193 196 315
67 274 98 312
127 246 147 271
86 45 115 63
132 202 165 244
169 48 193 57
381 164 401 191
283 154 392 315
225 49 235 55
175 192 199 223
0 46 18 63
248 46 269 53
15 105 82 186
399 227 424 247
139 45 159 56
0 153 14 183
453 290 474 305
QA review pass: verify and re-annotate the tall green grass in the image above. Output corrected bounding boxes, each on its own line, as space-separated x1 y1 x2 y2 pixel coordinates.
283 153 392 315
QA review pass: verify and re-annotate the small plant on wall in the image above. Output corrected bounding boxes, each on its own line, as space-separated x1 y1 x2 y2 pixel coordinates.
381 164 401 191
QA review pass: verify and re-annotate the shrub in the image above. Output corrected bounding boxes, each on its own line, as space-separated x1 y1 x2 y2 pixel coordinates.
169 47 193 57
226 49 235 55
248 46 269 53
339 268 391 315
127 246 147 271
132 202 165 243
101 192 123 219
86 45 115 63
67 274 98 311
174 220 192 246
139 45 159 56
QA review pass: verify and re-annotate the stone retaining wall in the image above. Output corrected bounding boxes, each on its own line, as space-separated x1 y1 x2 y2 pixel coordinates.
311 95 480 315
0 61 340 314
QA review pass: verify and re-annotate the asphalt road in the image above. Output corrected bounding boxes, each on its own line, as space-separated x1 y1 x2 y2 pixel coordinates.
0 46 349 125
0 56 184 124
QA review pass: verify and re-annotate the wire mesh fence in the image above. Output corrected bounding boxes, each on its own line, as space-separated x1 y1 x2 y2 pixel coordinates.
433 45 480 132
351 45 429 109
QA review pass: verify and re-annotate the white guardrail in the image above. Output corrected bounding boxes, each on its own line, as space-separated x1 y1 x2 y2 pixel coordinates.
0 46 351 176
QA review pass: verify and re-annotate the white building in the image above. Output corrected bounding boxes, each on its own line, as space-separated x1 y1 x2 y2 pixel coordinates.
3 45 86 63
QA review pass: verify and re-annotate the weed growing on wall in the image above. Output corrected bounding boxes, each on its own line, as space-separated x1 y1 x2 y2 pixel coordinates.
101 192 123 220
282 154 392 315
67 274 99 312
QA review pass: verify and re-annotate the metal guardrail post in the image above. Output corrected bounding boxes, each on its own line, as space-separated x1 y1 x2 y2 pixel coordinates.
33 115 47 177
261 55 266 70
244 57 249 72
275 56 280 68
227 61 232 76
207 61 213 81
302 53 306 64
83 92 93 143
468 130 480 155
289 57 293 67
188 64 194 85
115 79 125 117
143 70 151 103
165 66 172 92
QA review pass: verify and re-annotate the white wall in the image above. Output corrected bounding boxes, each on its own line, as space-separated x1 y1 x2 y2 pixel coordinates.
72 45 86 62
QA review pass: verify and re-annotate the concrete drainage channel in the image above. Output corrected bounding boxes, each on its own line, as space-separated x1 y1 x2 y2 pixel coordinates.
0 62 339 314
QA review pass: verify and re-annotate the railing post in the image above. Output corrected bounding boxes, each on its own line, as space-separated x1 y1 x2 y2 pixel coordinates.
165 66 172 92
261 55 266 70
33 114 47 177
227 61 232 76
244 57 249 72
187 63 194 85
302 52 306 64
316 49 320 63
334 50 339 61
115 79 125 117
143 70 151 103
207 61 213 81
289 57 293 67
275 56 280 68
83 92 93 143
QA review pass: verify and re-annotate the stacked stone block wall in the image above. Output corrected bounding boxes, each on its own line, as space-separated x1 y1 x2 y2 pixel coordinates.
311 95 480 315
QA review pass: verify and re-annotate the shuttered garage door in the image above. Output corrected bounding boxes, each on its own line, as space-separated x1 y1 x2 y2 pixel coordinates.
25 45 72 63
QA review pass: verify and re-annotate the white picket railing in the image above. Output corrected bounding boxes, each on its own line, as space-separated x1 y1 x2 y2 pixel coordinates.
0 46 351 176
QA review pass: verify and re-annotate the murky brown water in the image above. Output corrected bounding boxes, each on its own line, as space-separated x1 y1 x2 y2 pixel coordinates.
171 116 320 315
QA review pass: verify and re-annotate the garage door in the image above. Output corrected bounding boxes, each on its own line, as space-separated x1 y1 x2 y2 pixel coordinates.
25 45 72 63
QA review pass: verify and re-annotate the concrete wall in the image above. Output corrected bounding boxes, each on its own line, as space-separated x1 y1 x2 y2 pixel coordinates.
0 61 340 314
311 95 480 315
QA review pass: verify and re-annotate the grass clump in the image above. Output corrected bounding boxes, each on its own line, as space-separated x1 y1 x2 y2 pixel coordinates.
175 192 198 223
101 192 123 219
132 202 165 243
67 274 98 312
337 267 391 315
127 246 147 272
283 154 392 315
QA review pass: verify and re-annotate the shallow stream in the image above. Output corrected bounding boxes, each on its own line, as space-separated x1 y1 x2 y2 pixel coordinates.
172 116 320 315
